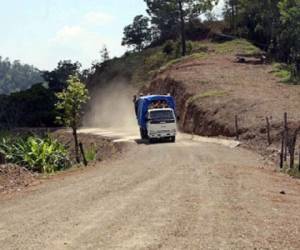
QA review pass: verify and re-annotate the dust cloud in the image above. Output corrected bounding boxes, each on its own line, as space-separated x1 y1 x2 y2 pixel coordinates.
83 82 138 133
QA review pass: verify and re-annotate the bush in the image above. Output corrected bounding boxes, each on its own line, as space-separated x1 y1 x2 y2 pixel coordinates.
0 136 70 173
84 143 97 162
163 41 176 55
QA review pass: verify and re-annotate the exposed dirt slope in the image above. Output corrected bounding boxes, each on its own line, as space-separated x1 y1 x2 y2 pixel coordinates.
0 164 37 194
1 135 300 249
145 47 300 155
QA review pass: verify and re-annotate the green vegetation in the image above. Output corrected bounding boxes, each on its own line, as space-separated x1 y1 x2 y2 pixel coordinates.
0 57 43 94
187 90 227 105
142 0 217 56
224 0 300 80
43 60 82 92
0 84 56 129
84 143 97 162
272 63 292 83
280 163 300 179
122 15 152 52
90 38 262 89
56 75 89 163
0 135 70 173
213 39 261 55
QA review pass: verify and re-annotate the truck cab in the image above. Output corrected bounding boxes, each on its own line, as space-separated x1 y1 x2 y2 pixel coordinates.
134 94 177 143
147 108 176 142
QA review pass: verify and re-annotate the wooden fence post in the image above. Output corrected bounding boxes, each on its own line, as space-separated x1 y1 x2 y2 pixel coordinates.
79 142 88 166
235 115 239 140
288 129 299 169
266 116 271 145
280 131 284 169
283 112 288 162
0 152 5 165
299 148 300 171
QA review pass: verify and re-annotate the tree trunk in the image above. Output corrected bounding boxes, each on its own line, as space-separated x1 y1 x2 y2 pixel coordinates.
72 127 80 164
178 0 186 57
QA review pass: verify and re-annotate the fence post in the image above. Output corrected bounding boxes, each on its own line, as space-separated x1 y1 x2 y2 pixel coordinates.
0 152 5 165
299 148 300 171
280 131 284 169
283 112 288 162
266 116 271 145
288 129 299 169
235 115 239 140
79 142 88 166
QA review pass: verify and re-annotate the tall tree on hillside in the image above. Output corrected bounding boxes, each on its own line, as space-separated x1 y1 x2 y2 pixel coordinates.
223 0 239 33
122 15 152 51
277 0 300 77
223 0 281 48
145 0 218 56
43 60 81 92
100 45 110 62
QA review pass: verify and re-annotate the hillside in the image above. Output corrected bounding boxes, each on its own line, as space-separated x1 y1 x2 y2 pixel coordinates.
88 39 300 158
0 57 43 94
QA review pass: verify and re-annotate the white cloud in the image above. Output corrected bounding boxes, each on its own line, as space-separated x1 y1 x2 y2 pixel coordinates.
49 24 124 68
84 11 115 25
51 25 83 43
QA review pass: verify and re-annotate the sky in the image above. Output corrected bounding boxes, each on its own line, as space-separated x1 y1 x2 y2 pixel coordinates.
0 0 224 70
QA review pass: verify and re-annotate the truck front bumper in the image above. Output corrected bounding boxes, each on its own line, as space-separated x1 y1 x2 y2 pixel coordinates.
148 131 176 139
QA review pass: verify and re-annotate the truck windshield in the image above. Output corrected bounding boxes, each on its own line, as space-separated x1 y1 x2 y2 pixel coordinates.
149 110 174 121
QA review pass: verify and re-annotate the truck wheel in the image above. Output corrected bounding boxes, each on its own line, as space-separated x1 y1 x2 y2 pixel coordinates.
140 128 144 139
171 136 176 143
140 128 148 140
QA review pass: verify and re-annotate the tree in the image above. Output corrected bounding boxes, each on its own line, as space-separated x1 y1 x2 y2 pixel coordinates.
223 0 281 48
0 84 56 128
55 75 89 163
277 0 300 78
100 45 110 62
0 57 43 95
145 0 218 56
43 60 81 92
223 0 239 33
223 0 300 79
122 15 152 51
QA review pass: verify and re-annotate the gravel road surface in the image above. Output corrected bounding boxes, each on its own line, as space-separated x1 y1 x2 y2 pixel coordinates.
1 130 300 250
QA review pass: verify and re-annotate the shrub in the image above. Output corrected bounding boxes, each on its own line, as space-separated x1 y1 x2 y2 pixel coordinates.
85 143 97 162
163 41 176 55
0 136 70 173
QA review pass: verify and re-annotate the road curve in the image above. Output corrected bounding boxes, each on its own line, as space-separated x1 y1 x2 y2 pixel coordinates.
1 129 300 249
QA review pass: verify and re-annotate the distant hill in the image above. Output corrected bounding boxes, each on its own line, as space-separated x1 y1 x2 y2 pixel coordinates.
0 57 43 94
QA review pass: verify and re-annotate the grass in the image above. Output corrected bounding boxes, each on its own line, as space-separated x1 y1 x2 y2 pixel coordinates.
280 161 300 179
271 63 292 83
94 39 262 88
84 143 97 162
187 90 227 105
288 167 300 178
213 39 261 55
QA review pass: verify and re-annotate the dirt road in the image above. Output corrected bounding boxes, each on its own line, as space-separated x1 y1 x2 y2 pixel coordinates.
1 129 300 249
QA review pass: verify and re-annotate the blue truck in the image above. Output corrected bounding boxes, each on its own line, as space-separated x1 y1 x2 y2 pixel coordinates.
134 94 177 142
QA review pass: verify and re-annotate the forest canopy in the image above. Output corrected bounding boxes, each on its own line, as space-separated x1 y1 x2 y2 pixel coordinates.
0 57 43 95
